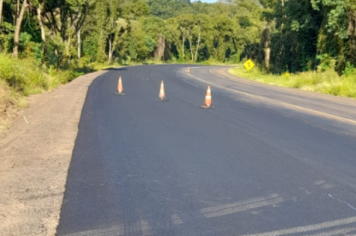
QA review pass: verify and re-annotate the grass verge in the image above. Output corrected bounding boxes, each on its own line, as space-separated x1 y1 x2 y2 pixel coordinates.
0 54 96 134
229 65 356 99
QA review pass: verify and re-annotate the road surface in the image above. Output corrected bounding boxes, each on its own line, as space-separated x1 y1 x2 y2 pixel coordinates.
57 65 356 236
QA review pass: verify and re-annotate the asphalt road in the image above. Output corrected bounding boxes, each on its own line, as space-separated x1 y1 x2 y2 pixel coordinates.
56 65 356 236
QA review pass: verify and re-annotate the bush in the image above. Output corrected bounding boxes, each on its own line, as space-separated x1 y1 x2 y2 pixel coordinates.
0 54 46 95
343 62 355 77
0 53 98 133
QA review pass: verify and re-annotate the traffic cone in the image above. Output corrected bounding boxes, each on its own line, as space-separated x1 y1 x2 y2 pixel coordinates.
115 76 125 95
156 81 168 101
187 67 190 73
200 86 214 109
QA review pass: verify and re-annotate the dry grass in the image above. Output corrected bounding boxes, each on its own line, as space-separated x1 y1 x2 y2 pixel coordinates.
0 80 27 133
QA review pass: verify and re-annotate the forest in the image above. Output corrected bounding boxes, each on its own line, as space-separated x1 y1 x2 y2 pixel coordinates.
1 0 356 131
1 0 356 71
1 0 356 72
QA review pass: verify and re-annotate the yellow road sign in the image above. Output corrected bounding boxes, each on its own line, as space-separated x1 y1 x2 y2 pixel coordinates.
244 59 255 70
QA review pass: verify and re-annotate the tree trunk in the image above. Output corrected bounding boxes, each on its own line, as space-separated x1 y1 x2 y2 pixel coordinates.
154 34 165 60
0 0 4 25
17 0 20 15
348 12 356 62
108 36 113 63
280 0 286 30
78 29 81 59
264 48 271 69
188 37 194 61
13 0 28 57
194 27 201 62
65 37 71 56
182 37 185 60
14 0 20 25
37 4 46 43
112 32 119 61
262 21 271 70
278 0 286 61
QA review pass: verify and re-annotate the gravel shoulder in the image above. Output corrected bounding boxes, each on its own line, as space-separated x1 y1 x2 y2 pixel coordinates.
0 70 107 236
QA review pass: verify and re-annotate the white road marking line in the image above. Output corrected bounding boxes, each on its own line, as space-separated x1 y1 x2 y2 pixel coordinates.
328 194 356 211
242 216 356 236
188 69 356 126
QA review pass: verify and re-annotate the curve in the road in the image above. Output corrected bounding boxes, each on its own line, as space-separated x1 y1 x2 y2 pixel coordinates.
57 65 356 236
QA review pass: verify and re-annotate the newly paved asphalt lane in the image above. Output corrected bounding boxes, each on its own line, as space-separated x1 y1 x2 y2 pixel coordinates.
57 65 356 236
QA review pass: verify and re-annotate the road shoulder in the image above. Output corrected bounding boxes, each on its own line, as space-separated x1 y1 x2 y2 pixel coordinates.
0 70 107 236
210 67 356 121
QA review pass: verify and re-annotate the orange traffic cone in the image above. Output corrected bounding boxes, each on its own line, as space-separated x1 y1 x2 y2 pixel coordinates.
156 81 168 101
187 67 190 73
115 76 125 95
200 86 214 109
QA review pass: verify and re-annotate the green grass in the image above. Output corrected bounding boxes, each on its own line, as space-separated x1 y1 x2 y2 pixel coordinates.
0 53 96 133
229 65 356 99
0 54 96 94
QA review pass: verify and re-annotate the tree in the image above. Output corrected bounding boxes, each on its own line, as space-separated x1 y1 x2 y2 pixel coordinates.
257 6 273 69
192 14 211 62
95 0 108 62
148 0 191 19
13 0 28 57
141 16 166 60
177 13 194 60
0 0 3 25
212 14 234 61
42 0 89 58
312 0 356 71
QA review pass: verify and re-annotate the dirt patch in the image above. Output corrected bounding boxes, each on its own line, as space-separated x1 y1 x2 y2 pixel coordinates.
0 70 107 236
0 81 26 134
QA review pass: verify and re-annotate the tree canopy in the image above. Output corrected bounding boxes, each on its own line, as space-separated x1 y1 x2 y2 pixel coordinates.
0 0 355 74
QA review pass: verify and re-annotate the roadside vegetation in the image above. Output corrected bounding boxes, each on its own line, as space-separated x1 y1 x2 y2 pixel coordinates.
229 64 356 99
229 0 356 99
0 53 94 132
1 0 356 132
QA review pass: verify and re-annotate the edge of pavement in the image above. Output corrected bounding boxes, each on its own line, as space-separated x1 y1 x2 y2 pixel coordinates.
0 69 108 236
197 67 356 126
213 67 356 106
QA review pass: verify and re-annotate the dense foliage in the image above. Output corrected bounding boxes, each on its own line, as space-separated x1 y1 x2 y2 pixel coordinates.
0 0 355 73
259 0 356 74
0 0 262 67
